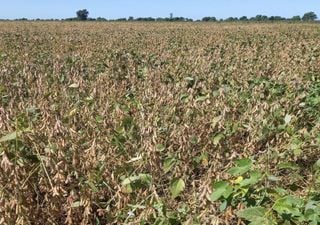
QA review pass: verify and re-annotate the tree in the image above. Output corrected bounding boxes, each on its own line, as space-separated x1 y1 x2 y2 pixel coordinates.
202 17 217 22
239 16 248 21
269 16 286 21
116 18 127 21
302 12 317 21
76 9 89 21
291 15 301 21
97 17 107 21
255 15 268 21
225 17 238 22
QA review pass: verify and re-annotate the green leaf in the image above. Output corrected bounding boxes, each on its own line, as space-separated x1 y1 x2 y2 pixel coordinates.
273 196 303 217
290 138 302 156
195 94 209 102
211 116 222 129
278 162 299 170
170 178 185 198
156 144 165 152
95 115 104 123
304 201 320 225
237 207 269 224
121 174 152 187
305 212 320 225
212 133 224 146
0 131 18 142
219 200 228 211
86 181 99 193
248 217 275 225
180 93 189 102
239 171 262 187
210 181 233 201
273 187 289 196
71 201 83 208
313 159 320 170
163 157 176 173
228 158 252 176
139 174 152 185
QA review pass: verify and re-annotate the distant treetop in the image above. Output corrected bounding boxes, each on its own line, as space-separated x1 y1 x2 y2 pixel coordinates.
76 9 89 21
302 12 317 21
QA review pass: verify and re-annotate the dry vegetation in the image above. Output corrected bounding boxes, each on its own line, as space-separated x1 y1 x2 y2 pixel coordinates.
0 22 320 224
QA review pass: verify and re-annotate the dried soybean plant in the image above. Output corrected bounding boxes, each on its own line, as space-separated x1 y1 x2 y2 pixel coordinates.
0 22 319 224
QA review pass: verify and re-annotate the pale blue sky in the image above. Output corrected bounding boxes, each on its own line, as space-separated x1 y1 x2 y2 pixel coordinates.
1 0 319 20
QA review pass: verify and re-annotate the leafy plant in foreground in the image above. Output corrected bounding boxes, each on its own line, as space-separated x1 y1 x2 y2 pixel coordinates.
211 158 320 224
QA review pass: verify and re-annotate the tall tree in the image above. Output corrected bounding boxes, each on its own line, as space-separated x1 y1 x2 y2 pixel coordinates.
76 9 89 21
302 12 317 21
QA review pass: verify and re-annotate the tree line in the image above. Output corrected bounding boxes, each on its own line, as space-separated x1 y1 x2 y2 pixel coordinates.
3 9 318 22
66 10 319 22
202 12 317 22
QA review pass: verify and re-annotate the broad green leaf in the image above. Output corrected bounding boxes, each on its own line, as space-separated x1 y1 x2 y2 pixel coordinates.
163 157 176 173
121 173 152 193
273 196 303 217
228 158 252 176
239 171 262 187
219 200 228 211
121 174 152 186
170 178 185 198
305 200 320 210
237 206 267 222
304 202 320 225
247 217 275 225
305 212 320 225
210 181 233 201
0 131 18 142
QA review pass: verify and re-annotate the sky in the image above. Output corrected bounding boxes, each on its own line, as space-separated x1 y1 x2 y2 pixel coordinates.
1 0 319 20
